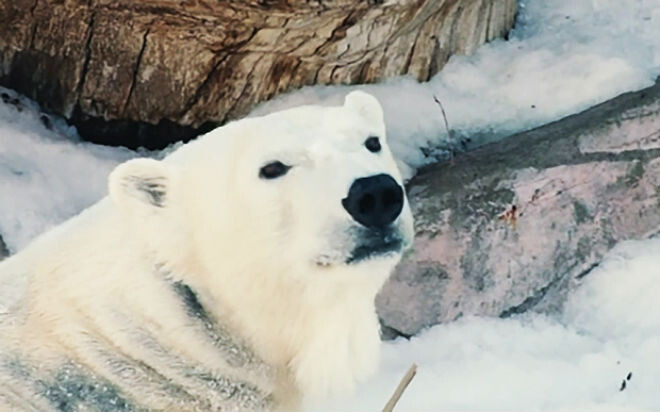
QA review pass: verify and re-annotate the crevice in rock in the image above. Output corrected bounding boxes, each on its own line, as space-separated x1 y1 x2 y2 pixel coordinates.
311 9 365 58
484 0 493 41
506 0 519 37
96 3 213 24
0 234 9 259
387 0 438 44
70 106 217 150
225 54 265 120
29 0 40 15
575 262 599 280
329 9 362 41
571 148 660 167
499 274 562 318
474 0 490 47
402 20 422 75
179 53 230 119
311 63 323 85
181 27 258 121
448 4 465 54
28 23 38 51
122 25 152 117
74 11 96 117
379 319 412 341
28 0 40 51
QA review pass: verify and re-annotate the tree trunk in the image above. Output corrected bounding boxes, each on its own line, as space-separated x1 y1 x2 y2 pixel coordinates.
377 78 660 338
0 0 516 148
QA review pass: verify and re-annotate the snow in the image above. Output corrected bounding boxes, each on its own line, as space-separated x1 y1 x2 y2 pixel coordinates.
313 238 660 412
1 0 659 410
0 87 135 252
251 0 660 179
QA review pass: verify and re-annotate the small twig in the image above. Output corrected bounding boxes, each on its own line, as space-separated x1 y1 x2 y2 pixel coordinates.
433 95 452 139
433 95 457 162
382 363 417 412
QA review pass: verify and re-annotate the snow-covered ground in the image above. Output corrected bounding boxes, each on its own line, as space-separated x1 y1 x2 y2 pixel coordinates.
312 238 660 411
0 88 137 252
1 0 659 410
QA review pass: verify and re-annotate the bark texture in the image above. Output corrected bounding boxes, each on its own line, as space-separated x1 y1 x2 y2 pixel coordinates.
377 79 660 338
0 0 516 148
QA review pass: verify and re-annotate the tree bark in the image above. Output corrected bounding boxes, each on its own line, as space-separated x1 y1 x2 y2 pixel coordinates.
377 78 660 338
0 0 516 148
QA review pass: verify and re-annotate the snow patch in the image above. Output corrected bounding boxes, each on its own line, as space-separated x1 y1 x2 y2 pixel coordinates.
312 238 660 411
0 87 135 252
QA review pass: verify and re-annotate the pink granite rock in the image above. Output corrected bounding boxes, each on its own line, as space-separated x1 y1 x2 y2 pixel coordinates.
377 79 660 337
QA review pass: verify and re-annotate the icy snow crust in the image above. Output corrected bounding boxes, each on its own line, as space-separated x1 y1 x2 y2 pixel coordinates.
1 0 659 410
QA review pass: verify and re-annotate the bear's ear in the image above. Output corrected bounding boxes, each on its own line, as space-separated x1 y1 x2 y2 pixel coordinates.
108 158 172 211
343 90 384 126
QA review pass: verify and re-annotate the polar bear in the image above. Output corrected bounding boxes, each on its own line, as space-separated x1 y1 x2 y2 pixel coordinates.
0 91 414 411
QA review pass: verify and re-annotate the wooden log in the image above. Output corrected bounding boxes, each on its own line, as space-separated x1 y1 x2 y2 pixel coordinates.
0 0 516 148
377 78 660 337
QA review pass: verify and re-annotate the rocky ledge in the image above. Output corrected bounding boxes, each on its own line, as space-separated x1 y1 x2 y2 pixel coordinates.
378 78 660 338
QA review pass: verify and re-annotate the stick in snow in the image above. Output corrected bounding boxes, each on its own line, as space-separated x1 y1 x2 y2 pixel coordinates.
382 363 417 412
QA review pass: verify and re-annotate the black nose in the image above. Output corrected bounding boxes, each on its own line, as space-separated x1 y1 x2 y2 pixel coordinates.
342 174 404 229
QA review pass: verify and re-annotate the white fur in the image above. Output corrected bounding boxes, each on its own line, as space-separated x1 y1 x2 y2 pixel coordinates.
0 91 414 411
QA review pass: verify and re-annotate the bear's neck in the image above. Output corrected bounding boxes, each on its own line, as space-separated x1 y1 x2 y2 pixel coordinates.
189 265 386 402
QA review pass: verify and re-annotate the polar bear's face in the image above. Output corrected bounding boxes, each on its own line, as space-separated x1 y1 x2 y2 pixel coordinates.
237 93 414 275
109 91 413 285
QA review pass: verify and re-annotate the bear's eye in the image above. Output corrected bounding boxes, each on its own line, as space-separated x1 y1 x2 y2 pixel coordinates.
365 136 381 153
259 161 291 179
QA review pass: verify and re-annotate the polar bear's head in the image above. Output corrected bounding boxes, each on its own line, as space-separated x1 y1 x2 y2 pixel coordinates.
105 91 413 402
108 91 413 290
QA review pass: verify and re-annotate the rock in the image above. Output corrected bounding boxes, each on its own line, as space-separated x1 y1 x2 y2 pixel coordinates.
0 235 8 261
0 0 516 148
377 78 660 337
